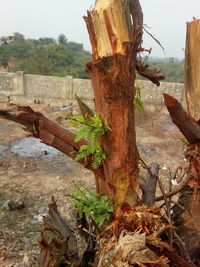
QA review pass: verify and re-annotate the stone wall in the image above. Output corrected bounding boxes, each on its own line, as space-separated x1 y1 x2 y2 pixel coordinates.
0 71 185 108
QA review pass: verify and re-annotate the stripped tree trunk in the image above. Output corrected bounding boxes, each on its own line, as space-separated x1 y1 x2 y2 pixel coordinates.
83 0 143 210
185 18 200 120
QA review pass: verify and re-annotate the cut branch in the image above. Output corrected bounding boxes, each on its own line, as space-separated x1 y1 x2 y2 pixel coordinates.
0 105 94 170
163 93 200 144
155 173 191 202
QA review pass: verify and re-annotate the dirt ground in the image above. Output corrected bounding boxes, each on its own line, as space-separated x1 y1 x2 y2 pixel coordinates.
0 101 185 266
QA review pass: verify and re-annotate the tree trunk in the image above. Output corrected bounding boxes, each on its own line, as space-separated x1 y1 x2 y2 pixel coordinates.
83 0 143 210
185 18 200 120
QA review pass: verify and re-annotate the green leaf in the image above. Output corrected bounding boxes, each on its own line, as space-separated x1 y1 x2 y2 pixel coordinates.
135 86 144 112
74 127 90 142
69 113 108 168
68 184 113 226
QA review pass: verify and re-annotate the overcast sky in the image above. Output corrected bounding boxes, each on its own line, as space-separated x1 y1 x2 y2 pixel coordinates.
0 0 199 58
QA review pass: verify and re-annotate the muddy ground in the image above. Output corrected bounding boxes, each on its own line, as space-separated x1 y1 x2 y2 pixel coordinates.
0 102 185 266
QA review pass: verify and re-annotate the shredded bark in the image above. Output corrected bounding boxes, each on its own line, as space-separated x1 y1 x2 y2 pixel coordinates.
39 197 78 267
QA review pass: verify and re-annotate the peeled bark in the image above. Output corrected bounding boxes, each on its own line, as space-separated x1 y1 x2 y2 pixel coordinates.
185 18 200 120
0 106 87 165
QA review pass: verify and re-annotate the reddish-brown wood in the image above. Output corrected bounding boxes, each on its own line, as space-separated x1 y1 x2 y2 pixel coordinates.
0 107 90 168
136 60 165 86
87 55 140 206
163 93 200 144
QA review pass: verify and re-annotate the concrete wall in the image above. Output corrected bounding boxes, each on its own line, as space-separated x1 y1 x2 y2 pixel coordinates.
0 71 24 96
135 80 185 108
0 71 185 108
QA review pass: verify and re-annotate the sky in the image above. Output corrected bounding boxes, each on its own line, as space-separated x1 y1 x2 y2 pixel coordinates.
0 0 199 59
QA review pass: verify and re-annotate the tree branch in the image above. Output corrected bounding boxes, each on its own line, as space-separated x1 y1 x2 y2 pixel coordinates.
155 174 191 202
0 105 94 170
164 93 200 144
136 60 165 86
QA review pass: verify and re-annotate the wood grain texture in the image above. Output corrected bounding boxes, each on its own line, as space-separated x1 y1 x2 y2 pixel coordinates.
185 18 200 120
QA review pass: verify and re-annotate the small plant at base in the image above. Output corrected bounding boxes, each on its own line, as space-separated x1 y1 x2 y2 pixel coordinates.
135 85 144 112
68 183 113 226
70 113 109 169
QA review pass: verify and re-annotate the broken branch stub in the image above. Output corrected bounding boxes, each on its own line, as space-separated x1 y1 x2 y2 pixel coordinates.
84 0 143 59
141 163 159 205
163 93 200 144
0 105 96 171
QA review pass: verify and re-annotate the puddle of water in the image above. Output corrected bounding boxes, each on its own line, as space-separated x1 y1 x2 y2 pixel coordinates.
138 144 158 157
11 137 62 157
163 120 178 131
0 145 7 157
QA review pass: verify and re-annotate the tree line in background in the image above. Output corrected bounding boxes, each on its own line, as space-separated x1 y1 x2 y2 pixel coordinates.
0 32 184 82
0 32 91 79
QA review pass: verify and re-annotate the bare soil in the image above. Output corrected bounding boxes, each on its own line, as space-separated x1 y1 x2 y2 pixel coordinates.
0 102 184 266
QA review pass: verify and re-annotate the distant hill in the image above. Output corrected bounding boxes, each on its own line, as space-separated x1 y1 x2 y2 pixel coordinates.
0 33 91 79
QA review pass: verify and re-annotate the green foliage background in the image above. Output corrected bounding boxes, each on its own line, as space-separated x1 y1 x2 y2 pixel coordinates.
0 33 91 79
